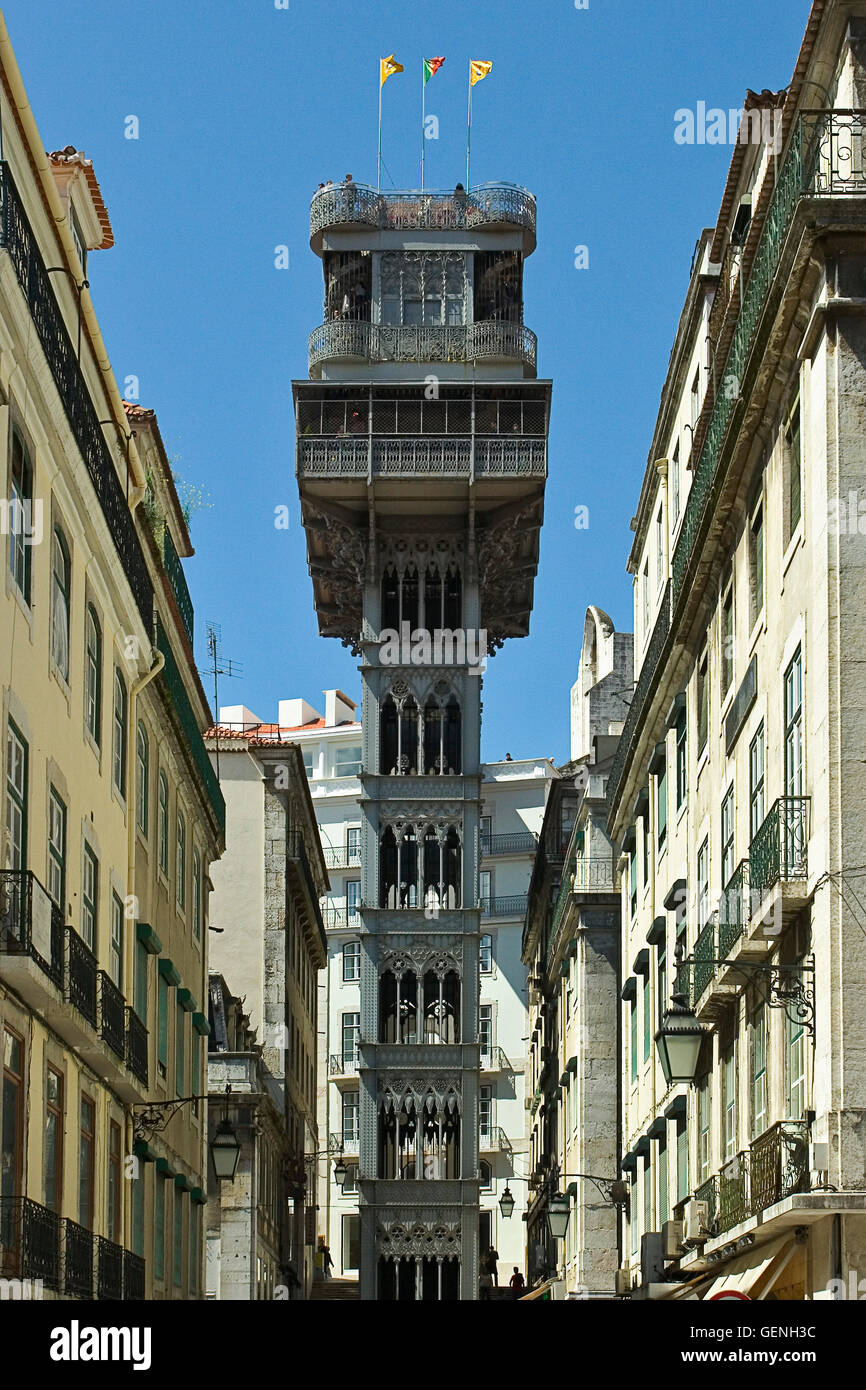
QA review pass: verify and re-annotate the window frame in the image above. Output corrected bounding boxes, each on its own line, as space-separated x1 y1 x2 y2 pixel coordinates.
8 428 33 603
158 771 169 875
79 1093 96 1229
749 722 766 840
136 722 149 835
112 666 128 797
5 719 28 870
479 932 493 974
110 890 124 990
81 842 98 951
342 939 361 982
176 808 187 910
44 1065 64 1213
50 525 71 682
48 785 67 910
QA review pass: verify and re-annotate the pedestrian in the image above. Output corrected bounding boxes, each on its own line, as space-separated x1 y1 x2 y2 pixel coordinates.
479 1268 493 1300
487 1245 500 1285
323 1242 334 1278
509 1266 525 1299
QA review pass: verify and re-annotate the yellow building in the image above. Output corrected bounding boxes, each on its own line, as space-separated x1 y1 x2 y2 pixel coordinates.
0 16 223 1300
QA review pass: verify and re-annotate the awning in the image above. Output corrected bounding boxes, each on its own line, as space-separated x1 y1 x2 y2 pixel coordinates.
700 1237 795 1301
519 1277 564 1301
654 1274 716 1300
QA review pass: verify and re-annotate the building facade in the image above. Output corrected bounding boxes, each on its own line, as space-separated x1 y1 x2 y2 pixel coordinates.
205 730 327 1298
296 177 549 1299
0 20 222 1304
608 0 866 1300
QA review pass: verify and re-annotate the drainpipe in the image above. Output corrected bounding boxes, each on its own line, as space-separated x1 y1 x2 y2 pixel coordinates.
0 13 147 504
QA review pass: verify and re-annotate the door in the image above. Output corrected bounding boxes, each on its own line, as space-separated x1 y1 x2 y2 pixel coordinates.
342 1213 360 1273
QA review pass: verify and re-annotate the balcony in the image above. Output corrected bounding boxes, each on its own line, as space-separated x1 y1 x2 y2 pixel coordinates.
481 832 537 857
322 844 361 870
99 971 126 1058
162 527 194 646
0 1196 61 1292
123 1249 146 1301
329 1052 360 1079
298 433 547 480
0 162 152 627
685 1121 810 1243
156 617 226 836
748 797 810 934
479 1126 512 1155
480 894 528 918
309 180 537 253
63 1219 95 1298
0 869 65 1005
605 584 671 822
97 1235 124 1300
67 927 98 1027
330 1132 359 1157
308 320 538 378
322 906 362 931
480 1046 510 1074
126 1007 148 1087
287 834 327 946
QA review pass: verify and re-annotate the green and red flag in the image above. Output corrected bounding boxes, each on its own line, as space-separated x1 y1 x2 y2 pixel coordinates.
424 56 446 84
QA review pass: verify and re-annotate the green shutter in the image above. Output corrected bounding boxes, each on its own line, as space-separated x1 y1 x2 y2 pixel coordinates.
158 975 168 1066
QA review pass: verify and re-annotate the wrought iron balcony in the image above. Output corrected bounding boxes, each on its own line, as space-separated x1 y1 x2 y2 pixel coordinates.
0 868 65 990
297 433 547 479
480 1046 510 1073
481 831 538 857
479 1125 512 1154
162 527 194 646
288 833 327 944
308 320 537 376
99 971 126 1058
156 617 225 835
749 796 809 897
718 860 750 957
126 1007 149 1087
329 1131 359 1156
750 1119 809 1212
0 1196 61 1291
322 906 362 930
605 584 671 821
718 1150 749 1233
123 1249 146 1301
329 1052 360 1078
0 162 153 627
480 894 528 918
67 926 98 1028
692 918 716 1001
694 1176 719 1237
63 1218 95 1298
310 180 537 250
97 1234 124 1300
322 844 361 870
673 955 693 1008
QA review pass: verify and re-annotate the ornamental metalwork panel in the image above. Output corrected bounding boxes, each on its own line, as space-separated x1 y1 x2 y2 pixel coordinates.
376 1218 462 1260
373 437 471 475
162 528 194 645
718 1151 749 1232
802 108 866 194
297 437 369 476
474 438 546 475
749 796 809 895
692 918 716 1000
310 181 537 241
718 859 749 957
308 320 537 373
749 1120 809 1213
155 618 226 833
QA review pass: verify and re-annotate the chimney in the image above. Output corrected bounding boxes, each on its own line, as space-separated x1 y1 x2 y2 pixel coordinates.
324 689 357 727
278 697 322 728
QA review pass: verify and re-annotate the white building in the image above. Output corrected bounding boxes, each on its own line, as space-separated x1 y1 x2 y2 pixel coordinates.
220 693 552 1284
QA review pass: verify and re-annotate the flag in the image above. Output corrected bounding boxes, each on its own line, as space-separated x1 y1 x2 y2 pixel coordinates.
424 56 446 85
470 59 492 87
380 54 404 87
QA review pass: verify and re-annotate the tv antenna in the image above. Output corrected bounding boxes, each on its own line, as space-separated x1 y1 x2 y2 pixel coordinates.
202 623 243 780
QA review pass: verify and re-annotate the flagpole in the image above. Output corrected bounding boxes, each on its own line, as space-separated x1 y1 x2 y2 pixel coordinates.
421 62 426 190
466 74 472 189
378 72 383 192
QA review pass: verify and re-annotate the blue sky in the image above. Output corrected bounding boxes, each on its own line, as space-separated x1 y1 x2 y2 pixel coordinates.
4 0 812 761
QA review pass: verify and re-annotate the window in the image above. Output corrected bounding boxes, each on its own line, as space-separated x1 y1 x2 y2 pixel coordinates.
641 813 649 888
302 748 313 778
629 842 637 918
79 1095 95 1228
784 392 802 544
748 501 764 629
176 810 186 909
192 848 203 940
698 1075 711 1182
643 972 651 1061
112 667 128 796
347 825 361 860
643 1156 652 1234
81 844 98 951
342 1090 359 1145
110 891 124 989
176 1001 186 1095
691 369 701 430
189 1204 199 1294
479 870 492 911
657 760 667 850
657 1138 669 1227
342 1164 359 1195
107 1120 122 1242
381 250 465 326
656 505 665 589
136 723 149 834
84 606 102 745
696 646 709 757
750 1004 768 1139
158 772 169 874
784 648 803 798
479 1159 492 1191
48 787 67 909
676 1116 689 1204
675 710 687 811
2 1030 24 1202
479 1084 492 1143
641 561 650 639
671 442 681 522
721 787 735 888
479 1003 493 1060
5 722 28 870
346 879 361 925
720 579 734 698
697 838 709 931
173 1191 183 1287
630 1000 638 1083
788 1003 806 1120
50 527 71 680
44 1067 64 1212
342 1012 360 1067
479 933 493 974
722 1042 737 1160
192 1033 201 1117
154 1173 166 1281
750 723 766 839
158 973 169 1076
334 744 362 777
630 1173 639 1258
657 939 667 1016
480 814 492 851
8 430 33 601
343 940 361 982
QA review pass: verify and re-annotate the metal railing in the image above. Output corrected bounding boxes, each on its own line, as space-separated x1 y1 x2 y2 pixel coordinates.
673 956 692 1008
0 1196 61 1290
156 617 225 835
718 1151 749 1233
126 1007 149 1087
480 1046 510 1073
162 527 194 646
694 1176 719 1236
481 831 538 857
288 834 326 941
97 1235 124 1300
322 844 361 870
0 162 153 627
63 1218 94 1298
297 435 547 478
692 918 716 1001
329 1132 360 1156
719 860 750 957
480 894 528 918
322 906 362 930
310 180 537 243
605 584 671 821
479 1125 512 1154
749 796 809 896
750 1119 810 1212
0 868 65 989
329 1053 360 1077
123 1249 146 1301
308 320 537 375
67 926 98 1027
99 971 126 1058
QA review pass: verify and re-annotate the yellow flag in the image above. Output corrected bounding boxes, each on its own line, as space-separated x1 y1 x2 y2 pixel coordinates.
470 60 493 87
380 54 404 87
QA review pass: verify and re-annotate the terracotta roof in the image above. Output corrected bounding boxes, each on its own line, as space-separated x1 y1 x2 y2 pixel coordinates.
205 719 361 743
123 402 156 422
47 145 114 249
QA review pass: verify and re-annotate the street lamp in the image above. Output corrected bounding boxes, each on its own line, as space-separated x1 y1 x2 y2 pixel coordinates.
210 1116 242 1182
333 1155 348 1189
655 992 705 1086
547 1193 571 1242
499 1185 516 1220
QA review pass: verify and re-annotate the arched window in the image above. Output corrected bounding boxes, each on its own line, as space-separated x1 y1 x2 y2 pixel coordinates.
136 723 149 835
85 605 102 745
50 527 70 680
379 968 418 1043
423 695 461 775
479 1159 492 1189
422 826 461 908
158 772 169 874
378 1089 460 1180
379 825 418 909
423 969 460 1043
112 667 128 796
380 564 419 631
380 691 419 775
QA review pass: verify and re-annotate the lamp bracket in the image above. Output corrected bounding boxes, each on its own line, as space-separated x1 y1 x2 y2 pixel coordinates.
702 955 815 1034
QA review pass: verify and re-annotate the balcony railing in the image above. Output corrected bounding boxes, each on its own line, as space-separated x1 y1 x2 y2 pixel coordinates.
694 1176 718 1236
97 1235 125 1300
0 868 65 989
322 906 362 931
297 434 547 479
719 860 750 957
63 1218 95 1298
606 584 671 820
750 1119 810 1211
162 527 194 646
481 832 538 857
308 320 537 375
479 1125 512 1154
322 844 361 870
67 926 98 1027
310 180 537 245
718 1151 749 1233
480 894 528 918
156 617 225 835
99 971 126 1058
480 1046 510 1073
749 797 809 896
288 834 326 941
673 956 693 1008
123 1249 146 1301
329 1053 360 1077
126 1007 149 1086
0 162 153 627
692 919 716 1001
329 1132 360 1156
0 1196 61 1291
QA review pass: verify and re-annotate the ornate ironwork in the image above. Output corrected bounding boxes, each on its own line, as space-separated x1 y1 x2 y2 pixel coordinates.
97 1235 124 1301
695 1176 719 1236
162 527 194 645
479 894 528 917
132 1093 208 1140
750 1120 809 1212
0 162 153 627
481 831 538 857
606 584 671 821
99 970 126 1058
749 796 809 895
310 181 537 245
156 617 226 834
123 1249 146 1301
692 918 716 1000
308 320 537 375
66 926 98 1027
0 1196 61 1290
126 1007 149 1086
719 859 749 957
63 1218 94 1298
479 1124 512 1154
676 954 815 1032
0 868 65 989
718 1151 749 1232
322 844 362 870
